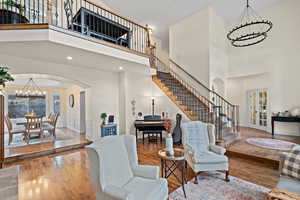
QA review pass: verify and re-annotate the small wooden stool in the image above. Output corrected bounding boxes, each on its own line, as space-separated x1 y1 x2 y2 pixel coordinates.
265 188 300 200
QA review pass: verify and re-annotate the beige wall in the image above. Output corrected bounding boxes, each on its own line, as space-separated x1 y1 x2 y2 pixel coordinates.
227 0 300 136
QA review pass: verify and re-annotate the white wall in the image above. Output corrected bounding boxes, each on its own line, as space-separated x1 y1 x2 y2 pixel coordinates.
169 9 210 88
209 8 228 98
119 67 189 136
227 0 300 136
65 85 86 132
151 35 170 66
227 73 272 127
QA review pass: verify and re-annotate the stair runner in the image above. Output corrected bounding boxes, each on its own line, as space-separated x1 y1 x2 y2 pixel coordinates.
155 71 240 147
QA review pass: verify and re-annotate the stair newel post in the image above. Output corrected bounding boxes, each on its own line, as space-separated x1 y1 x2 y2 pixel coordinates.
232 106 236 132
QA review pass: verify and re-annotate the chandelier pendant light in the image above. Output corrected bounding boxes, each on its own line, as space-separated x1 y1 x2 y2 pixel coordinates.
227 0 273 47
15 78 46 98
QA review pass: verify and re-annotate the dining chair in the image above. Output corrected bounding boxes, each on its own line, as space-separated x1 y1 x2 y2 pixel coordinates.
4 115 26 145
43 113 59 139
47 112 53 121
24 115 43 144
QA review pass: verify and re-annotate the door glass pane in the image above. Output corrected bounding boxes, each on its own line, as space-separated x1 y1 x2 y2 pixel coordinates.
28 98 46 117
53 94 60 114
249 92 256 125
259 91 267 127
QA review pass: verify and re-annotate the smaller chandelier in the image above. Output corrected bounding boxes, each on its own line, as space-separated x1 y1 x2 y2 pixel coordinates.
227 0 273 47
15 78 46 98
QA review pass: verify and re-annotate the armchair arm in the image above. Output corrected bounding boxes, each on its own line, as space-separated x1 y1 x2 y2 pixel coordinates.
209 144 226 155
104 185 133 200
184 144 195 156
278 152 288 174
132 165 159 180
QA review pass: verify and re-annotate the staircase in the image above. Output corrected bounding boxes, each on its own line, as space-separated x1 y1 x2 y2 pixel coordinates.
151 56 240 146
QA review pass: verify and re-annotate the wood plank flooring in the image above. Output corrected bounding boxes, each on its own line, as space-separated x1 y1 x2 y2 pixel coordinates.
228 127 300 162
4 128 90 163
3 128 287 200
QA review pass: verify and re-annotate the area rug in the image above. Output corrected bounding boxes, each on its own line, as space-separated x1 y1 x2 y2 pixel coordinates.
246 138 297 150
169 172 270 200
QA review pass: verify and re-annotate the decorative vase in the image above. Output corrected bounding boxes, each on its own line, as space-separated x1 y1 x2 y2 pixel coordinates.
166 133 174 156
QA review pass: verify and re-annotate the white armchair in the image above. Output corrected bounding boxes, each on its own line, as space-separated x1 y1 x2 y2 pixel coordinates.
86 135 168 200
182 121 229 184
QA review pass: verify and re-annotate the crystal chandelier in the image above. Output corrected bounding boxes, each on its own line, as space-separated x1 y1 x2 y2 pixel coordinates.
227 0 273 47
15 78 46 98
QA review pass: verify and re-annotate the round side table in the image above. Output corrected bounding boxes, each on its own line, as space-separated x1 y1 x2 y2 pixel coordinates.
158 148 187 198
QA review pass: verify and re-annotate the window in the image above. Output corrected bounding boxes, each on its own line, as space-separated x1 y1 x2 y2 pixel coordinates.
53 94 60 114
7 94 46 119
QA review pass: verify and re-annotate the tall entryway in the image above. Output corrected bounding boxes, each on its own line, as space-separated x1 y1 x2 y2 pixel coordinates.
247 89 268 131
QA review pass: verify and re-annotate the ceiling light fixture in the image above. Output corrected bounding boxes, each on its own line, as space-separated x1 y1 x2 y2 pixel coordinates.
15 78 46 98
119 66 123 70
227 0 273 47
67 56 73 60
146 25 153 34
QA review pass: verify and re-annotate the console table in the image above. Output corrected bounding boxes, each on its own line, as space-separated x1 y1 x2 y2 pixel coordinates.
271 116 300 138
71 7 131 48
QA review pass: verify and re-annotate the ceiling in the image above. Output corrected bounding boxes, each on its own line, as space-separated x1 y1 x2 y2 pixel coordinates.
99 0 283 49
6 74 74 88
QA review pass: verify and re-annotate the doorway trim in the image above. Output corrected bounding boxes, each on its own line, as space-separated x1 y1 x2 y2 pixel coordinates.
246 88 269 131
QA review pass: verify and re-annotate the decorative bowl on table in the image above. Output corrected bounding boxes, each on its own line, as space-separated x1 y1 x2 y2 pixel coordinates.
290 107 300 117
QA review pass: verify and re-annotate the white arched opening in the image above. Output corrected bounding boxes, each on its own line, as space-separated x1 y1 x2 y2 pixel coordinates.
212 78 225 97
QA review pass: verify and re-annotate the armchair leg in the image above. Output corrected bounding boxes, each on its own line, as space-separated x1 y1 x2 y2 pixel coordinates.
225 170 230 182
194 172 198 184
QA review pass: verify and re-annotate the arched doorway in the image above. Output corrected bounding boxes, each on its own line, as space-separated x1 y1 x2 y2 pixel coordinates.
212 78 225 97
1 73 91 161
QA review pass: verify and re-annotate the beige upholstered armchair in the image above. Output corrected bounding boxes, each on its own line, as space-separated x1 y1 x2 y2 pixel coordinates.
86 135 168 200
182 121 229 184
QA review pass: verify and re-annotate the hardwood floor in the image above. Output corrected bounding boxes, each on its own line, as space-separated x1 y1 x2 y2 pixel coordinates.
228 127 300 162
4 133 283 200
4 128 90 162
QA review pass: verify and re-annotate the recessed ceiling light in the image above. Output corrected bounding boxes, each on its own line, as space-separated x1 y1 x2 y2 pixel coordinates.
119 66 123 70
67 56 73 60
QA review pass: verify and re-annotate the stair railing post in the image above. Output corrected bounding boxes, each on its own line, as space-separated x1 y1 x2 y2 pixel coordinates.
47 0 53 24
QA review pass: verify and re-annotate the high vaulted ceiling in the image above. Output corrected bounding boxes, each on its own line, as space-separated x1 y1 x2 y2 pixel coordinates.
100 0 283 49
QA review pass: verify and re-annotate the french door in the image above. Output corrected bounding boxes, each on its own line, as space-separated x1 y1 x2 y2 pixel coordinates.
247 89 268 130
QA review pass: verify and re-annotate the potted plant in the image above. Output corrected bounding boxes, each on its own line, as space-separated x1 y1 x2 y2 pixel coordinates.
1 0 25 15
100 113 107 126
0 66 14 89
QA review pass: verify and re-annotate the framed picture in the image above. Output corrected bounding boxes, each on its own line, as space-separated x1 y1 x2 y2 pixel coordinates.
69 94 74 108
108 115 114 123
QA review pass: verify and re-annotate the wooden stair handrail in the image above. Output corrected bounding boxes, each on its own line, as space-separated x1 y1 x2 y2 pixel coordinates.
151 56 217 108
169 59 210 91
169 59 234 107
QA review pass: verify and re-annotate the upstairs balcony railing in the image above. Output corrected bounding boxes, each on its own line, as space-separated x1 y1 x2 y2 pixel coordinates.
0 0 150 54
